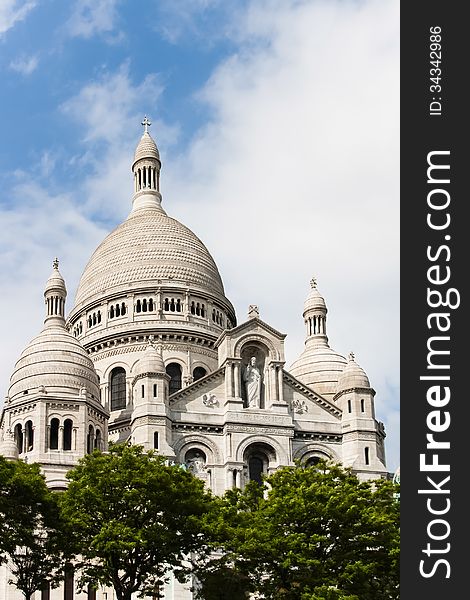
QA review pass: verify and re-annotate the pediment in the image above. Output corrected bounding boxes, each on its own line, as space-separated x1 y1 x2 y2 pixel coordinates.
283 370 342 422
169 367 226 412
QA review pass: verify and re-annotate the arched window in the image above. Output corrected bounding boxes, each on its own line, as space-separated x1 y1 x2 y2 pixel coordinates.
95 428 101 450
116 304 121 317
193 366 207 381
63 419 73 451
121 303 126 315
136 299 141 313
14 423 23 454
110 305 115 319
306 456 322 468
176 299 181 312
87 424 94 454
348 399 352 413
110 367 127 411
164 298 169 311
149 298 154 311
166 363 182 395
142 299 148 312
153 432 159 449
248 456 264 485
25 420 34 452
361 398 365 413
49 418 59 450
244 443 275 486
364 447 370 465
191 301 195 315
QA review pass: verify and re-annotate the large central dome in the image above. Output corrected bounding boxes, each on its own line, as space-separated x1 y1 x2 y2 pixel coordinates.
72 121 229 312
74 206 225 308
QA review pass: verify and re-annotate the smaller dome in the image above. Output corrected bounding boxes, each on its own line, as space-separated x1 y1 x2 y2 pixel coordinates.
289 342 347 401
0 430 19 460
134 342 166 377
8 326 100 402
304 277 326 313
44 259 66 295
133 131 160 166
336 352 370 392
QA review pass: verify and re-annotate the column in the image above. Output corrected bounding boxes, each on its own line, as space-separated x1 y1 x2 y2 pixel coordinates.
270 365 277 404
225 361 233 397
277 366 284 403
233 362 241 397
59 426 64 451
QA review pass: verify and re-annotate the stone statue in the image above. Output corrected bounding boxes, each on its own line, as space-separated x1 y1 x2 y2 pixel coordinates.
243 356 262 408
187 452 205 474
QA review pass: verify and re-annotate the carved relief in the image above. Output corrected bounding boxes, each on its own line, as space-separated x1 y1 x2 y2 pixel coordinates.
202 393 218 407
291 398 308 414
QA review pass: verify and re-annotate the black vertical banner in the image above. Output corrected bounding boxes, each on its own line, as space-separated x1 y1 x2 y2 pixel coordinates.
401 3 467 599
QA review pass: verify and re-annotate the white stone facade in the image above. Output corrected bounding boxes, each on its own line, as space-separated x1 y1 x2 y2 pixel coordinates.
0 124 388 600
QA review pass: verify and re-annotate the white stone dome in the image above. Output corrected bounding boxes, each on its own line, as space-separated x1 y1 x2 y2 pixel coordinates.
0 430 19 460
134 343 166 376
304 281 326 312
133 131 160 165
44 259 66 295
336 353 370 391
8 325 100 402
289 341 347 401
73 206 226 308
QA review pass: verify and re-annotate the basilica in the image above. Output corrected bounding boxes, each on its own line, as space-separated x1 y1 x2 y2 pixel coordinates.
0 120 388 599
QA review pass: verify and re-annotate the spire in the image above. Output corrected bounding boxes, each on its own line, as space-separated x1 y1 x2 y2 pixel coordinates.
302 276 328 347
131 117 164 213
44 258 67 328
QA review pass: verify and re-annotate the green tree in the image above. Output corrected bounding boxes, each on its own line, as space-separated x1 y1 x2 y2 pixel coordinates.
0 455 65 600
199 461 399 600
60 444 214 600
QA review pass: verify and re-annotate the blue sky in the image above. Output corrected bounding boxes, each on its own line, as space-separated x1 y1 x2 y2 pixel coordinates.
0 0 400 471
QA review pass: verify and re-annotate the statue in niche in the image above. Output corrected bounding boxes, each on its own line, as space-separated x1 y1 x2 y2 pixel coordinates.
186 452 206 474
242 356 262 408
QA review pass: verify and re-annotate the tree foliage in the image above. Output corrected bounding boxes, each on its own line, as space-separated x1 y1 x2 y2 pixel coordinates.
59 444 215 600
196 461 399 600
0 455 65 600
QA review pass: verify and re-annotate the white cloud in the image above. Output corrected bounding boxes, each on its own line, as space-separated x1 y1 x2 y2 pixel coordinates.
0 65 167 400
0 183 108 399
153 0 226 44
60 62 179 218
65 0 121 39
161 0 400 469
0 0 36 36
9 54 38 75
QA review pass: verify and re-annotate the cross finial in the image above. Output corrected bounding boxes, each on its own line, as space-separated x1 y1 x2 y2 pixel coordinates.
310 276 317 289
53 258 59 270
348 351 355 361
141 115 151 133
